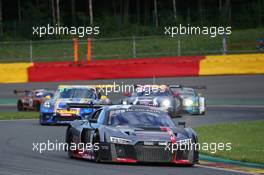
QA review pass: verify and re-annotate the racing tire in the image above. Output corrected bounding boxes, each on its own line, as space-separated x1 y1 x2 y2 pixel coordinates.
39 116 43 125
17 100 24 111
66 128 74 159
182 164 194 167
170 112 182 118
93 132 101 163
35 102 41 111
39 115 46 125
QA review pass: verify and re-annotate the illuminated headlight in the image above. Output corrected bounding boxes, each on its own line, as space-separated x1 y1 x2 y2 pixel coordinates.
153 98 158 106
184 99 193 106
110 136 132 145
122 101 127 105
161 99 171 107
43 101 51 108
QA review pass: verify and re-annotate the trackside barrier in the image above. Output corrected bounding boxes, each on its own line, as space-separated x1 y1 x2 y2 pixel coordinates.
27 56 203 82
0 53 264 83
0 63 33 83
199 54 264 75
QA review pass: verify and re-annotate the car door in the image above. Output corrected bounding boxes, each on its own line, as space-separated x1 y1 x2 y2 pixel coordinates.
82 109 103 144
24 91 33 108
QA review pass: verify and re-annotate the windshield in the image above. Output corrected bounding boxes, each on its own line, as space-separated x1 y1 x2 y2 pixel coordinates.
136 89 170 97
172 88 195 96
109 110 175 128
57 88 96 99
35 91 53 98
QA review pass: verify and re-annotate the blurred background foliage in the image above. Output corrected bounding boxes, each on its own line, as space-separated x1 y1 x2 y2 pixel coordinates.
0 0 263 41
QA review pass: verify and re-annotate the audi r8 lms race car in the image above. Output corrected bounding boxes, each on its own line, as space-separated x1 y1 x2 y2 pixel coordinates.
39 85 111 125
14 89 54 111
169 85 206 115
65 104 199 165
120 85 182 117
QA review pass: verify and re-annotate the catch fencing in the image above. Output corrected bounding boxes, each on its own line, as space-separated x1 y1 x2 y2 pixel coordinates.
0 34 262 63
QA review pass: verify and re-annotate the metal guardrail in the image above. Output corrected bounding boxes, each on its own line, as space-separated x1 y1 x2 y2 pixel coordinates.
0 35 262 63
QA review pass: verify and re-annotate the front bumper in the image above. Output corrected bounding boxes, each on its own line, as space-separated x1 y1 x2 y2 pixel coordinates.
40 112 83 124
182 106 200 115
98 142 198 164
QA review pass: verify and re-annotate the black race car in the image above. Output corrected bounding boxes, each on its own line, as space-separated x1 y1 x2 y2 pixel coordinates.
120 85 182 117
65 104 199 165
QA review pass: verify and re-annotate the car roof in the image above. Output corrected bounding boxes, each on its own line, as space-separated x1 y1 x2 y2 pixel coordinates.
58 85 96 89
172 87 194 91
105 105 167 113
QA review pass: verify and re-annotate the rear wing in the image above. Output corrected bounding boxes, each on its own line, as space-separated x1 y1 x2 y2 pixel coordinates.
132 84 206 89
66 103 111 110
57 85 115 97
169 85 206 89
13 89 31 94
14 89 54 96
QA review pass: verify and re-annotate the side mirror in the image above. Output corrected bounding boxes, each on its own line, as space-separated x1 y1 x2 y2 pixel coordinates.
89 118 97 123
172 91 178 97
178 121 186 128
123 92 131 97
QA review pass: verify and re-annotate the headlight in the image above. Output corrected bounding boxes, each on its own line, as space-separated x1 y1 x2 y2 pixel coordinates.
43 101 51 108
122 101 127 105
184 99 193 106
161 99 171 107
110 136 132 145
153 98 158 106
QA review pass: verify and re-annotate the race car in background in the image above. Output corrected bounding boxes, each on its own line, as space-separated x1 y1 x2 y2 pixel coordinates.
39 85 111 125
120 85 182 117
256 38 264 51
169 85 206 115
14 89 54 111
65 104 199 165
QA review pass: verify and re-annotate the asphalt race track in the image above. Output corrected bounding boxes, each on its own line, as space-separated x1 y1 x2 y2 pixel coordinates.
0 75 264 175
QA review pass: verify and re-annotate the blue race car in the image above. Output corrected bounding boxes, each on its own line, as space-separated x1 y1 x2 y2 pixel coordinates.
169 85 206 115
39 85 111 125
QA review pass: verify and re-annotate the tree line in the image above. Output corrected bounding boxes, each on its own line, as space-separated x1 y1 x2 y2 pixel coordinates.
0 0 263 40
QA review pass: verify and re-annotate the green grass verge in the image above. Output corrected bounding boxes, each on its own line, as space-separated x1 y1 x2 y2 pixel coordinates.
194 120 264 164
0 28 263 63
0 112 39 120
0 111 263 165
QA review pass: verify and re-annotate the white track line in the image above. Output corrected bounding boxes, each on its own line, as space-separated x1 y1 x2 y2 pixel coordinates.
196 164 260 175
208 105 264 108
